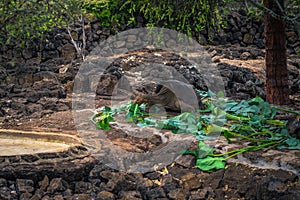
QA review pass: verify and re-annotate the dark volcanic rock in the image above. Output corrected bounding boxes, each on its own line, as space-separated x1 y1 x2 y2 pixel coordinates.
16 179 34 193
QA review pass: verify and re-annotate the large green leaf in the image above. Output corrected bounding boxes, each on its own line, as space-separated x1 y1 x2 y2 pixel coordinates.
286 138 300 150
196 156 226 171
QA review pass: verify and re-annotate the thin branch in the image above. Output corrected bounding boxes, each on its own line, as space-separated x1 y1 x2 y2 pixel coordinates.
274 0 285 15
245 0 250 10
80 15 86 60
67 28 84 60
247 0 300 25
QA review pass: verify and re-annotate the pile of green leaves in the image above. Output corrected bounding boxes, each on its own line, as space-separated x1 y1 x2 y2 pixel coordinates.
91 90 300 172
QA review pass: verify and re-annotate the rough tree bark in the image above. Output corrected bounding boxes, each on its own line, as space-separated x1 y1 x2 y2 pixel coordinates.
263 0 290 104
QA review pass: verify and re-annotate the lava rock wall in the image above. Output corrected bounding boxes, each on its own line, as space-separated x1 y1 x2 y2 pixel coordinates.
0 9 299 65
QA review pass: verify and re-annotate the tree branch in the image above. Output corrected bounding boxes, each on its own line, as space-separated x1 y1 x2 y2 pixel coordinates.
66 14 86 61
275 0 285 15
247 0 300 25
81 15 86 60
67 28 85 61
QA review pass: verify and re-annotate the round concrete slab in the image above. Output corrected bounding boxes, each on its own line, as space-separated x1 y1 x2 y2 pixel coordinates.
0 129 82 156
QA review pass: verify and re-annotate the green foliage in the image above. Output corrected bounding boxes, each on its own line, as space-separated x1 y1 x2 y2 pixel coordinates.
1 0 231 55
82 0 125 29
91 90 300 172
283 0 300 19
1 0 298 50
183 141 226 171
0 0 83 48
297 48 300 57
93 106 115 130
246 7 263 20
125 103 146 123
228 0 299 22
82 0 229 37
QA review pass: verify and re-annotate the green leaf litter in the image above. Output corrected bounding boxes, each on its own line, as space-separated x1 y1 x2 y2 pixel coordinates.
91 90 300 171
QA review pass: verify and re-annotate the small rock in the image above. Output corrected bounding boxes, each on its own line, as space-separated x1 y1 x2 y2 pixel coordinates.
63 188 73 196
210 50 218 57
114 41 126 48
287 31 298 44
30 194 42 200
212 56 222 63
26 103 43 114
16 179 34 193
175 155 195 168
291 80 300 93
42 50 60 61
20 192 32 199
233 32 243 40
127 35 137 43
190 188 210 200
141 178 153 188
286 116 300 139
243 33 254 44
240 52 251 60
168 189 188 200
161 174 178 191
249 48 261 57
54 102 69 111
245 80 254 87
47 178 65 194
39 176 49 192
97 191 115 200
54 195 65 200
100 171 127 192
144 187 166 199
74 181 93 194
0 187 11 200
182 174 202 190
119 191 142 200
241 27 248 33
41 195 50 200
22 49 33 59
0 88 6 98
268 180 287 193
59 44 76 62
0 178 7 187
249 27 256 35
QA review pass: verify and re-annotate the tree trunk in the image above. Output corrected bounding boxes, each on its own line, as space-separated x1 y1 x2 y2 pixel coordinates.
263 0 290 105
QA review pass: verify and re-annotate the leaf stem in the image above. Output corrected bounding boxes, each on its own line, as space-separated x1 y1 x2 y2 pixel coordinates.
275 106 300 115
211 140 280 160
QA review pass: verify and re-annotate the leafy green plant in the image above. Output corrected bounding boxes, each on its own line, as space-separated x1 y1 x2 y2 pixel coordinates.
0 0 83 49
91 90 300 171
92 106 115 130
125 103 147 123
246 7 263 21
184 141 226 171
83 0 230 38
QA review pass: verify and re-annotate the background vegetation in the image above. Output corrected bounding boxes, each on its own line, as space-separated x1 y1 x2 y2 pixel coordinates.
82 0 228 36
0 0 83 48
0 0 299 50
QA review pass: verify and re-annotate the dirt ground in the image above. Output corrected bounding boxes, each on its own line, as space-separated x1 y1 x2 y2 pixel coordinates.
1 49 300 199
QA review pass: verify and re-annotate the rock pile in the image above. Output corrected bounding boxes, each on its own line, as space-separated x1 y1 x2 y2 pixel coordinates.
1 9 299 65
0 159 299 200
1 46 299 122
214 9 299 55
0 60 80 121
